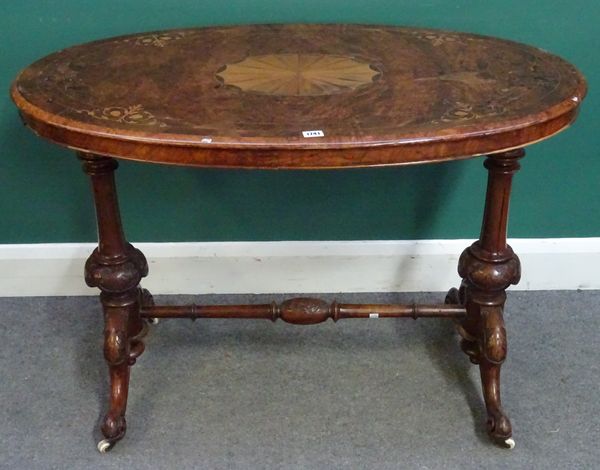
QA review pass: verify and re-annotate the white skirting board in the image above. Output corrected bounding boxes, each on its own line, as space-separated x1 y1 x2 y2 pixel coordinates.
0 238 599 296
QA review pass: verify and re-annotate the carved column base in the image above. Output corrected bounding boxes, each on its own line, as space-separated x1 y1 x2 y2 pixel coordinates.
445 241 520 449
85 247 153 453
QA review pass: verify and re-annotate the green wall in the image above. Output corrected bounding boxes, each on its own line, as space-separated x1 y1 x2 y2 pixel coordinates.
1 1 598 243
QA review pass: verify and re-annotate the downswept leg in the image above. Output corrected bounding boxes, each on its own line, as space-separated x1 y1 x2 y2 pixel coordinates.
79 153 151 452
450 149 523 448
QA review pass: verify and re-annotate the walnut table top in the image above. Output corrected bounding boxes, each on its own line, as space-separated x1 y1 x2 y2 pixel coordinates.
12 24 586 168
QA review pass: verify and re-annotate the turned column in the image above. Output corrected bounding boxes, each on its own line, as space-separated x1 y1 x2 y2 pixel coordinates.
456 149 523 448
78 152 149 452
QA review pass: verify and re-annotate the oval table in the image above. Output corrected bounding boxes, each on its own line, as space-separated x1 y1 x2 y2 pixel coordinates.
11 24 587 453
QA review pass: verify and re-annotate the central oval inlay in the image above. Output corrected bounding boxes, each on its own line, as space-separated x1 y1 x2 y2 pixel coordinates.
216 53 380 96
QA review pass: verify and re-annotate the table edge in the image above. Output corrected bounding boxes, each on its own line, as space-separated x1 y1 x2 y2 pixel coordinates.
14 95 581 169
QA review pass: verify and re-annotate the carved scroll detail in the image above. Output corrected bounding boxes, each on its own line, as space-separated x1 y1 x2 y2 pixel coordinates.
481 306 507 365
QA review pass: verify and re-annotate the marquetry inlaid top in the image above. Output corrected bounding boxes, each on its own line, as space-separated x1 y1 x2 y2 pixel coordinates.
11 24 586 168
216 53 380 96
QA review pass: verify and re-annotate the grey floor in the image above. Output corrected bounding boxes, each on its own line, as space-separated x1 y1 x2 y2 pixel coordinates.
1 291 599 469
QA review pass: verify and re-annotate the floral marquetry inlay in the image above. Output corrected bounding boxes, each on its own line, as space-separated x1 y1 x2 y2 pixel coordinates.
216 54 380 96
77 105 165 127
124 31 189 48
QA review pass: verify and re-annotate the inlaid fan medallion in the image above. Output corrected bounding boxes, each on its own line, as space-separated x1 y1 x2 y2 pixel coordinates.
216 53 380 96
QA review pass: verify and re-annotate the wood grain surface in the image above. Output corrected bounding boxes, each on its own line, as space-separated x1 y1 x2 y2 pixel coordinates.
11 24 586 168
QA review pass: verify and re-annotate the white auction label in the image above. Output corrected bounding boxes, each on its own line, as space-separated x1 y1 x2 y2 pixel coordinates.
369 313 379 319
302 130 324 138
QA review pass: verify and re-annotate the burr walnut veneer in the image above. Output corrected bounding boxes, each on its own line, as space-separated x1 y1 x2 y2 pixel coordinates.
11 24 586 453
